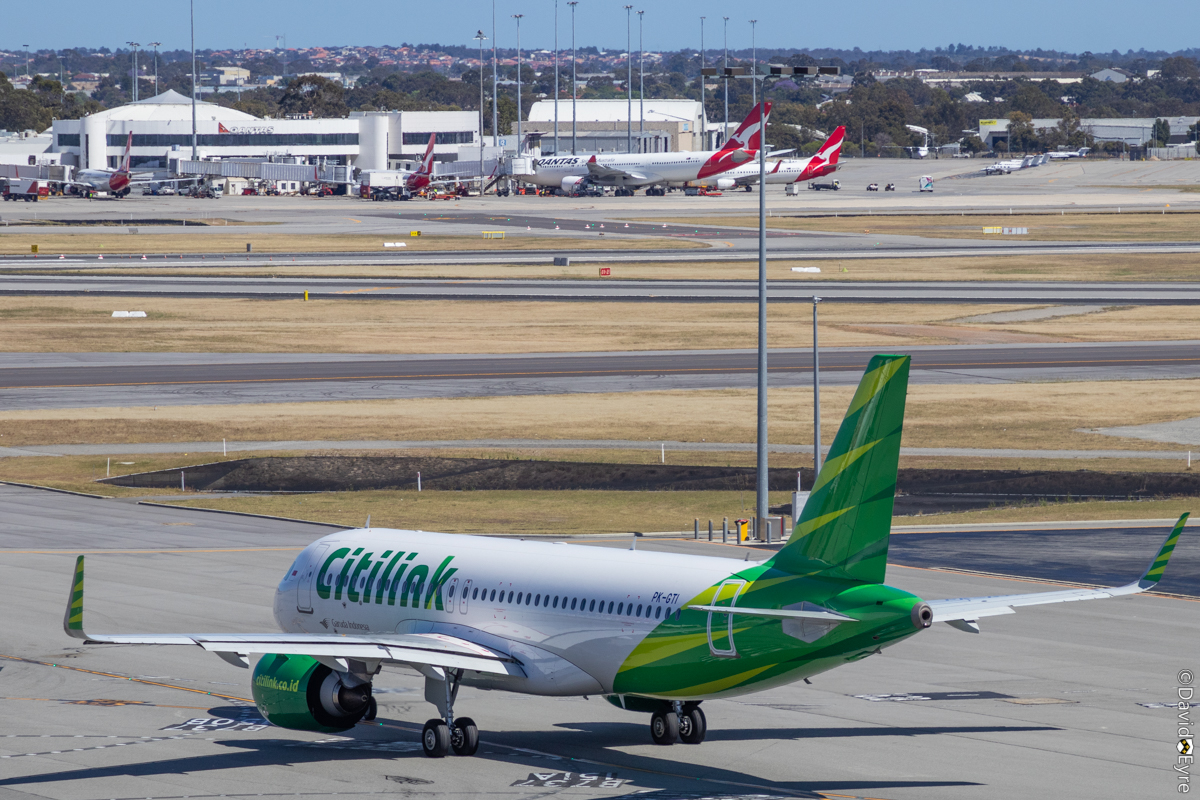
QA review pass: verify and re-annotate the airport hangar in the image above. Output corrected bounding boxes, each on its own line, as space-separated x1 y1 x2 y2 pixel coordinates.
36 90 484 174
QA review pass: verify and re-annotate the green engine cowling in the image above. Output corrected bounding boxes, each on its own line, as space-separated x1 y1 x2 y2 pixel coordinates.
252 653 373 733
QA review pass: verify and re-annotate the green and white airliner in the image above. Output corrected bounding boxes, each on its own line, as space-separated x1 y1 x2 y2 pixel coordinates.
62 355 1188 758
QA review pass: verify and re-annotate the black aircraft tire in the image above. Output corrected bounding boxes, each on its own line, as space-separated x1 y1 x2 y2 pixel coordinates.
650 710 679 745
451 717 480 756
679 707 706 744
422 719 451 758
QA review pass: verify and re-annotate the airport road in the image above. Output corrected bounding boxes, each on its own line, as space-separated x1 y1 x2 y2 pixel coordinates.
0 483 1195 800
3 341 1200 411
3 274 1200 303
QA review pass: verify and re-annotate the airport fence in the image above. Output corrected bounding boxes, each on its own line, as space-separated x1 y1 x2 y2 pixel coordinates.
1147 144 1198 160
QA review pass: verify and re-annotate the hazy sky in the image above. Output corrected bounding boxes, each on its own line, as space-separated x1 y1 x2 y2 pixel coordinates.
3 0 1196 55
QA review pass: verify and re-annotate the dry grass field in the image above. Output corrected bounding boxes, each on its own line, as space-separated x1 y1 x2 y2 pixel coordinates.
0 380 1194 453
648 211 1200 242
0 296 1196 353
0 231 700 255
53 251 1200 284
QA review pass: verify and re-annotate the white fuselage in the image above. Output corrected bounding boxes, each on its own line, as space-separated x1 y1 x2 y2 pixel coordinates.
273 528 744 696
521 151 753 189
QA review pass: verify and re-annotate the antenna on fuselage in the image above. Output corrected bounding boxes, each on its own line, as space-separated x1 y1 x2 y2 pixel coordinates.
365 515 371 529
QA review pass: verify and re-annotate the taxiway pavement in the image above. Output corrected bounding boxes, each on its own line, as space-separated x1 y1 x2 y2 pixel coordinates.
3 274 1200 304
2 341 1199 411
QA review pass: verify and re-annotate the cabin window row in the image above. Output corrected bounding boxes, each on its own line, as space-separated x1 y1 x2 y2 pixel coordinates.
451 584 671 620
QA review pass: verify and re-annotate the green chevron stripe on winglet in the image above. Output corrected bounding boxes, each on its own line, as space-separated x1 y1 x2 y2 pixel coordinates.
771 354 910 583
1138 513 1189 589
63 555 87 639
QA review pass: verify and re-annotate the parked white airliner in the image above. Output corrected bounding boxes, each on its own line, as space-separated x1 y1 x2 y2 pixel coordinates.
516 103 772 196
689 126 845 189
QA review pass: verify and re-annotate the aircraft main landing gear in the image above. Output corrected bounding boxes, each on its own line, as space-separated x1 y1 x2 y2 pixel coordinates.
421 668 480 757
649 701 705 745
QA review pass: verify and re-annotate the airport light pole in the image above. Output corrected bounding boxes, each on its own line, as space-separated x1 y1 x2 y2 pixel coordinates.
749 20 756 107
625 5 633 154
513 14 523 152
492 0 498 150
568 1 577 155
813 296 822 473
190 0 197 161
638 9 644 151
553 0 559 156
475 30 488 196
722 17 728 147
149 42 161 96
699 18 705 149
127 42 139 101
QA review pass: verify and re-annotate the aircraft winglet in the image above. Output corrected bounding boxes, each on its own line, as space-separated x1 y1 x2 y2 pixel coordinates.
64 555 88 640
1138 513 1188 589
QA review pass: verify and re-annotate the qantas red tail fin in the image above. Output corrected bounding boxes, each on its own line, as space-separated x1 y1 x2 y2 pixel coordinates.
418 133 436 176
817 125 845 167
718 102 772 153
119 132 133 173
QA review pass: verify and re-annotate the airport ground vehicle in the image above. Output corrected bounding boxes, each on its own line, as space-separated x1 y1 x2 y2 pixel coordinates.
2 178 49 201
867 183 879 191
809 179 840 191
59 356 1187 757
884 183 896 191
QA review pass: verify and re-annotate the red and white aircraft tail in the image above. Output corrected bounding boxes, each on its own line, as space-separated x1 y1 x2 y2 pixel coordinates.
108 132 134 194
699 103 773 178
718 102 772 153
405 133 438 191
795 125 846 183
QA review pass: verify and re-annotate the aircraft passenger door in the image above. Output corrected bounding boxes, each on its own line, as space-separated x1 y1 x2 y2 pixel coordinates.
445 578 459 614
707 579 745 657
297 544 329 614
459 579 472 614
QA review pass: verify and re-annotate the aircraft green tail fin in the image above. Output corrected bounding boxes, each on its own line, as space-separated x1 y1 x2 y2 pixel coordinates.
771 354 911 583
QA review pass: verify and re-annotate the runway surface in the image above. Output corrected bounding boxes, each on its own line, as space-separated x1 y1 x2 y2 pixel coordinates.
0 483 1195 800
2 341 1200 411
4 274 1200 303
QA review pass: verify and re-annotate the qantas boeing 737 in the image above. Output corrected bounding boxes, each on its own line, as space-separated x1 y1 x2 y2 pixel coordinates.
689 125 845 189
66 132 173 198
517 102 773 196
61 355 1188 757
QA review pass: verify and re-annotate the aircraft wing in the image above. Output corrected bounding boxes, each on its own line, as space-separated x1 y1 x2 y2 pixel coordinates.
584 157 655 184
63 556 522 676
926 514 1187 633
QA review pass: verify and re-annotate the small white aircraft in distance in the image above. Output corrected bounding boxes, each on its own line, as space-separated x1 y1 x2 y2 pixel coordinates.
981 154 1041 175
905 124 930 158
1047 146 1092 160
59 356 1189 758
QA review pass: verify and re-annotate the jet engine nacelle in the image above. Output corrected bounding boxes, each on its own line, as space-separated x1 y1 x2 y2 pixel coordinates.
251 653 372 732
561 175 586 193
714 178 737 190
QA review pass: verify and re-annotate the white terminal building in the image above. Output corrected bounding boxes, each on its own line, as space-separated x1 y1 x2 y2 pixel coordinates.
523 99 712 154
38 91 481 173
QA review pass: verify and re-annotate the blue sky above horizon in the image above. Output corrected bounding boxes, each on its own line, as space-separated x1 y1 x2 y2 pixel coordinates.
3 0 1197 56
